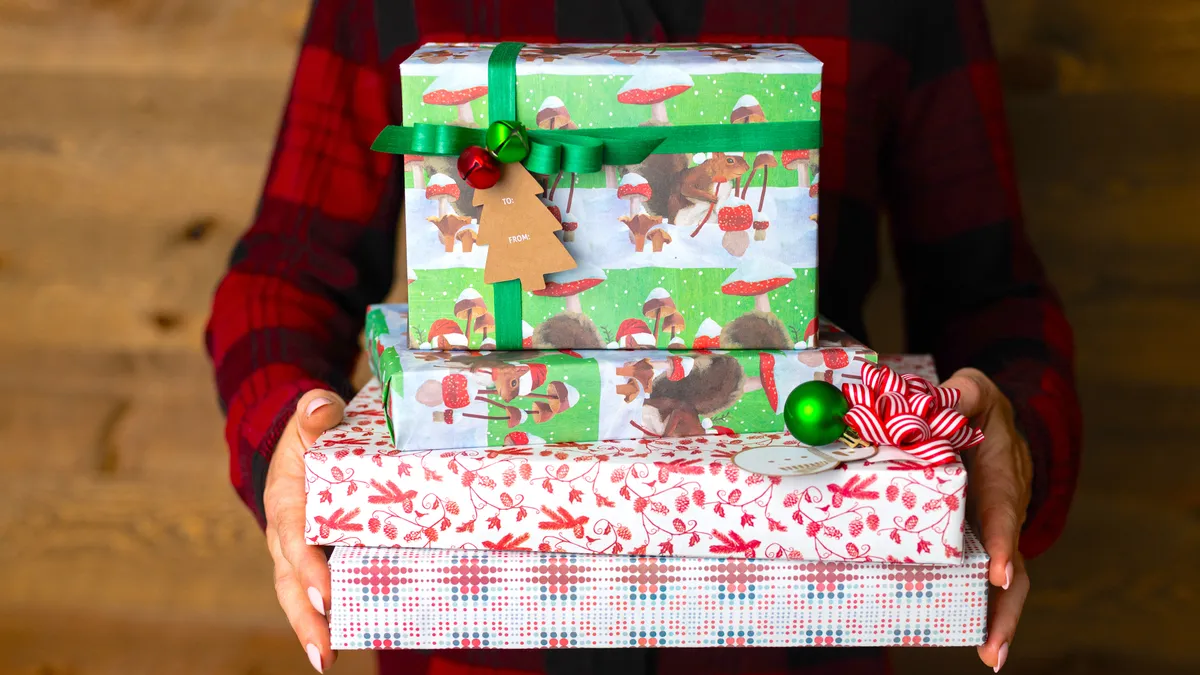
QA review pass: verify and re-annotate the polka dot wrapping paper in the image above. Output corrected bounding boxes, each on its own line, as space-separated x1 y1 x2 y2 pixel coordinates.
328 526 988 649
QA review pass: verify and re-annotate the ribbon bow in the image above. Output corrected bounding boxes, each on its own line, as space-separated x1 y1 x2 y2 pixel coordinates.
841 363 984 466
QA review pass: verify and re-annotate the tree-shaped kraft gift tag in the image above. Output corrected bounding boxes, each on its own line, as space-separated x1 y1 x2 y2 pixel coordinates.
473 162 576 291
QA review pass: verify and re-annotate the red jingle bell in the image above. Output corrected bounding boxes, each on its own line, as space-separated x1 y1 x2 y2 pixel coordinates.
457 145 502 190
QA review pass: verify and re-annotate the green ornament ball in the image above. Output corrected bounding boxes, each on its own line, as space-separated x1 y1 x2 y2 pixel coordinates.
783 380 849 446
485 120 530 164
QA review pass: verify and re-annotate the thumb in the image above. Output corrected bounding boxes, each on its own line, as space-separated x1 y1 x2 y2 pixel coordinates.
295 389 347 447
940 367 994 419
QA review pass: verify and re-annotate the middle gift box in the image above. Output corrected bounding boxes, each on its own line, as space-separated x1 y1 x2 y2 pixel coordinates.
366 304 876 452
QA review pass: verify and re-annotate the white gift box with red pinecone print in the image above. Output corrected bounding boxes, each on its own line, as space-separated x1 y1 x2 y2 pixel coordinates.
305 355 966 564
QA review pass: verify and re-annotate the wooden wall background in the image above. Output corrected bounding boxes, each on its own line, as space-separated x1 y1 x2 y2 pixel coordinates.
0 1 1196 673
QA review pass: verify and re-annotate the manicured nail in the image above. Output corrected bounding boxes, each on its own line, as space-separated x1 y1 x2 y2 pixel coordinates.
1003 561 1013 590
308 586 325 616
306 643 323 673
305 397 332 418
993 641 1009 672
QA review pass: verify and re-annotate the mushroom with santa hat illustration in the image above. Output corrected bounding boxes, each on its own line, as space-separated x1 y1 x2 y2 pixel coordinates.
426 318 469 349
503 431 546 446
613 318 656 349
692 317 722 349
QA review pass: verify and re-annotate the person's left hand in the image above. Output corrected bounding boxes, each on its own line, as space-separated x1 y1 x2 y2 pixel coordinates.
940 368 1033 673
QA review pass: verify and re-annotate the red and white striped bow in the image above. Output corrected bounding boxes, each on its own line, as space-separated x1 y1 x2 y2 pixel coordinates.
841 362 984 466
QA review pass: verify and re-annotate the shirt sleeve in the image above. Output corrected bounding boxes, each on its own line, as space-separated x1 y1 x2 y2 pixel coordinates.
204 0 406 528
884 0 1082 558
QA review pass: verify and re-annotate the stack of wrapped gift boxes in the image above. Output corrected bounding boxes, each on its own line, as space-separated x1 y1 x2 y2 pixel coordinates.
305 42 989 651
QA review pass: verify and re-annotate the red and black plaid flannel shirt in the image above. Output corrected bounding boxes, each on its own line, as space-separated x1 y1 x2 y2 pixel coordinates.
205 2 1082 672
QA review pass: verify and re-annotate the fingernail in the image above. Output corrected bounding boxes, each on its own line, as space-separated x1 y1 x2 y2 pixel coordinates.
307 586 325 616
993 641 1009 672
1003 561 1013 590
306 643 323 673
305 397 332 418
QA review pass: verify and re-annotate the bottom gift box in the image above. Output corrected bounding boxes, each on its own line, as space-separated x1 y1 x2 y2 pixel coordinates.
329 528 988 650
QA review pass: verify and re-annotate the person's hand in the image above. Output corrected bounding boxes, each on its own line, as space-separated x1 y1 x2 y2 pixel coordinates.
941 368 1033 673
264 390 347 673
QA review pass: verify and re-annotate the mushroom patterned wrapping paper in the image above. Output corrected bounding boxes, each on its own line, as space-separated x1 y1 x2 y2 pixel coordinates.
401 43 821 350
364 304 876 452
328 528 987 650
304 357 967 565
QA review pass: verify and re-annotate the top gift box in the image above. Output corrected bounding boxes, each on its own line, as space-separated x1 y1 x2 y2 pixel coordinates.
394 43 822 351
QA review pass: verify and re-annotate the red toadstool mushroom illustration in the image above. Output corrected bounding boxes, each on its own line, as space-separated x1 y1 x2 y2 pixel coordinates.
415 372 477 409
422 72 487 127
616 67 694 126
716 196 754 257
617 173 652 218
427 318 469 349
615 318 656 349
781 150 812 188
692 317 722 349
559 212 579 242
721 259 797 314
757 352 781 413
531 264 606 314
504 431 545 446
801 316 819 349
404 155 426 190
426 173 460 219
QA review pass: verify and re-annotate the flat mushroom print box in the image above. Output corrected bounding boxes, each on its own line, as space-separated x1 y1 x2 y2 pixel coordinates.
305 356 968 565
400 43 822 350
329 528 988 650
365 304 876 451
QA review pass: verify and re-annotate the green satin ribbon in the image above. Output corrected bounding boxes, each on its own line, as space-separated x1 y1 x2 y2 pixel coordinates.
377 41 822 349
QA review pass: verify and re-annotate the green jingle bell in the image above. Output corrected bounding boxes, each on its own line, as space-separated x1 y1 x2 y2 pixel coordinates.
485 120 531 164
783 380 850 447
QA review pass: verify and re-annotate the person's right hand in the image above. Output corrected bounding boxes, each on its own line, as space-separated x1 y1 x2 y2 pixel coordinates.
264 389 347 673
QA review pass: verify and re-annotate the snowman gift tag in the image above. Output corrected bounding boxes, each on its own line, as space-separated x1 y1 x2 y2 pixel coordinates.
732 438 877 477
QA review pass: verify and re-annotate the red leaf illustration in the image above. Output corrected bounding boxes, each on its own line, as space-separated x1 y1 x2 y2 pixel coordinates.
631 544 648 555
612 543 623 555
917 539 931 554
568 488 584 504
792 509 804 524
516 507 529 521
455 520 476 533
890 530 902 544
713 503 726 518
448 459 460 475
767 517 786 532
397 461 411 476
486 515 502 530
483 533 532 551
688 532 701 547
659 541 675 555
439 517 451 531
708 529 761 558
740 513 755 527
424 468 443 482
346 482 357 496
319 489 333 504
537 506 590 532
619 486 631 500
595 494 615 508
372 455 383 468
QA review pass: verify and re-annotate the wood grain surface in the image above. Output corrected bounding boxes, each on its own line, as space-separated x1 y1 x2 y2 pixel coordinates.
0 1 1196 673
